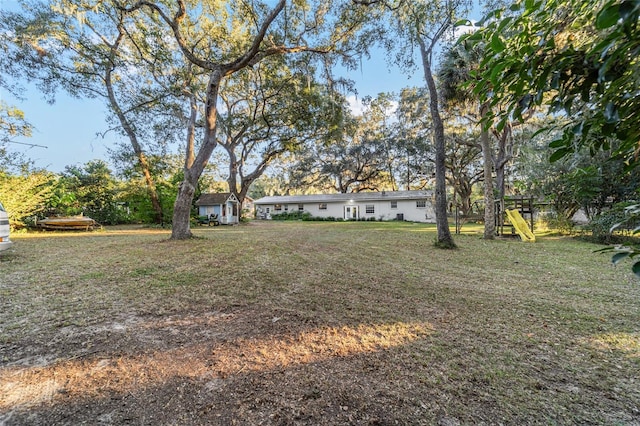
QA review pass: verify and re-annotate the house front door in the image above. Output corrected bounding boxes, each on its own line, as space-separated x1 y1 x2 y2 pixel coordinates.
344 205 358 220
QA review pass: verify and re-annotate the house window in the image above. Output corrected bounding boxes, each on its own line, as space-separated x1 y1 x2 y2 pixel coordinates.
390 201 397 209
274 204 282 211
298 204 304 211
319 203 327 210
366 205 375 214
416 200 426 208
284 205 289 211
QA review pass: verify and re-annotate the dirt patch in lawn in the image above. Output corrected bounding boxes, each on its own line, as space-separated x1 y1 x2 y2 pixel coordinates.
1 308 434 424
1 222 640 425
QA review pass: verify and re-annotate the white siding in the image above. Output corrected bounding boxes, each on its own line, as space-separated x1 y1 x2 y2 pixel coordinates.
256 199 436 223
351 200 435 223
398 200 436 222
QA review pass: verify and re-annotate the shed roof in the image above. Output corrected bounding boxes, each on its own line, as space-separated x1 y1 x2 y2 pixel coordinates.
195 192 238 206
254 190 433 205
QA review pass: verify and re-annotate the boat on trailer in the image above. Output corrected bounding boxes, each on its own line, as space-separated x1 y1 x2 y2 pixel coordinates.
36 215 99 231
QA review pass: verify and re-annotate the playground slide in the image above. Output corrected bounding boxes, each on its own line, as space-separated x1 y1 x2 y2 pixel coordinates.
505 209 536 242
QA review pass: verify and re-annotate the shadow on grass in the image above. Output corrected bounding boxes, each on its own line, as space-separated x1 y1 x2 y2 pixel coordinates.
0 308 434 425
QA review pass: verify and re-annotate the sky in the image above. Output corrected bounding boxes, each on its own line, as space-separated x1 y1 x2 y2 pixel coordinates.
1 0 471 173
3 55 422 172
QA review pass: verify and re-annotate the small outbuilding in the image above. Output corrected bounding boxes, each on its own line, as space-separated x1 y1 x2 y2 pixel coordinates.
253 190 436 223
195 192 241 225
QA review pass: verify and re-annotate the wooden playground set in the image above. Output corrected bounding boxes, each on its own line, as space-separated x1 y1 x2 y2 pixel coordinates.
454 195 537 241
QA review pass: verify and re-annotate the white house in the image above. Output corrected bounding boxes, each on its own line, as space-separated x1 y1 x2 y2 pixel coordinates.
253 190 436 223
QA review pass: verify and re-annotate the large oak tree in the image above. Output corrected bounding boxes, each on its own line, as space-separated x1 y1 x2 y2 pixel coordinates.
361 0 472 248
217 57 344 206
121 0 379 239
1 1 168 222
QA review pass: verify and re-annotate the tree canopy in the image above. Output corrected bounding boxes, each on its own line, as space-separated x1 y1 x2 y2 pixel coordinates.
466 0 640 166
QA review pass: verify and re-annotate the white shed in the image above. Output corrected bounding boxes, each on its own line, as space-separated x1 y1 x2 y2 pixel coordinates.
253 190 436 223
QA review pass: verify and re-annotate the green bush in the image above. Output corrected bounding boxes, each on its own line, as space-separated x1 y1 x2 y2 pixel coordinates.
539 211 576 235
271 210 311 221
271 213 383 222
585 202 640 244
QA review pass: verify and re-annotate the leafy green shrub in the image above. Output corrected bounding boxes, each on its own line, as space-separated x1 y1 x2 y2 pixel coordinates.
272 213 379 222
539 211 575 235
585 202 640 244
271 210 311 221
591 203 640 277
270 212 286 220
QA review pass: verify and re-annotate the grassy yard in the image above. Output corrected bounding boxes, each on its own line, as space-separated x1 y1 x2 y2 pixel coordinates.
1 221 639 425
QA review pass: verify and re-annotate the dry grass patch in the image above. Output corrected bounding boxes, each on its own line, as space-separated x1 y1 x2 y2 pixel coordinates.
1 315 431 409
1 221 639 425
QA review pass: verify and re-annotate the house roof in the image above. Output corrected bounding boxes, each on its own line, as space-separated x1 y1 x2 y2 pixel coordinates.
253 190 433 205
195 192 238 206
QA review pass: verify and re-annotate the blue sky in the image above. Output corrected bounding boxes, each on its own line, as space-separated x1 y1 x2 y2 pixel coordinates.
4 54 423 173
3 86 114 172
1 0 472 173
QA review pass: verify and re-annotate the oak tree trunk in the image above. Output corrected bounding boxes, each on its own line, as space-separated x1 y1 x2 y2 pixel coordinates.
480 104 495 239
493 125 512 200
171 175 197 239
105 54 163 224
420 42 455 248
170 71 222 240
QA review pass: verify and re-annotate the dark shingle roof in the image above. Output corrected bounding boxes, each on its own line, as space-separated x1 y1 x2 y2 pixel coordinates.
254 190 433 205
195 193 234 206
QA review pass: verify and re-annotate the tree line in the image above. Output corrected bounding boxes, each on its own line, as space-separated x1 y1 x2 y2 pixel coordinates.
2 85 637 235
1 0 639 251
